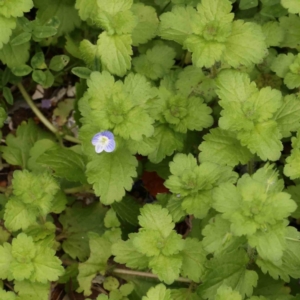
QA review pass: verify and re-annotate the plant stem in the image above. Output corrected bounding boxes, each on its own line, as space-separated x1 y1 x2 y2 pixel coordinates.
64 185 93 194
112 268 192 283
16 82 81 144
247 158 255 175
286 237 300 242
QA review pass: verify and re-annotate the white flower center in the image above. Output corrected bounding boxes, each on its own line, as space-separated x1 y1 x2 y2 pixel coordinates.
99 136 109 146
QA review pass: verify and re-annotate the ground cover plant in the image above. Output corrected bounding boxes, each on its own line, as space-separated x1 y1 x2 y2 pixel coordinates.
1 0 300 299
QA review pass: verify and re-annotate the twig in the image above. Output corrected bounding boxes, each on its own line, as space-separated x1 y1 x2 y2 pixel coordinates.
16 82 81 144
112 268 192 283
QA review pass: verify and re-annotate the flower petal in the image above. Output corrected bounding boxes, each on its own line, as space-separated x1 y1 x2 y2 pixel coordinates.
95 143 105 153
92 133 102 146
101 131 114 140
104 139 116 152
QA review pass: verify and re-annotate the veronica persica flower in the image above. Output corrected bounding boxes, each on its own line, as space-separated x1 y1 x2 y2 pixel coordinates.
92 131 116 153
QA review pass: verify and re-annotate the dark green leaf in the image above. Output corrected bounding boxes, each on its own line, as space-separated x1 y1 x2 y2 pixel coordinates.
11 65 33 77
3 87 13 105
31 52 47 69
37 147 87 183
49 55 70 72
10 32 32 46
71 67 92 79
33 26 57 39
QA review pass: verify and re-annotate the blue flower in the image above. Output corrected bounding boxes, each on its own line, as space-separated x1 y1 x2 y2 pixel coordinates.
92 131 116 153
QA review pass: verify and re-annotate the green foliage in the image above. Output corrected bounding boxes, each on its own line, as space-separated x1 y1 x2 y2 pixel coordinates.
1 0 300 298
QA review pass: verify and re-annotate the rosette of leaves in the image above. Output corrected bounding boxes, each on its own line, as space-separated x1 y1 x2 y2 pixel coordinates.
112 205 207 284
76 0 159 76
159 0 267 68
164 153 238 219
271 53 300 89
206 70 300 162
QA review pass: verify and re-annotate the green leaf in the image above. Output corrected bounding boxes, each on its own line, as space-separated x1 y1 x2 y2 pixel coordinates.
0 289 16 300
79 39 101 71
147 124 184 163
104 209 121 228
279 14 300 48
49 55 70 71
14 281 50 299
10 32 32 46
111 196 140 226
71 67 92 79
149 254 182 284
284 131 300 179
202 214 246 255
59 203 107 261
4 197 37 232
3 87 13 105
0 38 30 68
112 237 150 270
237 121 283 161
0 0 33 18
0 243 13 280
32 25 57 39
239 0 258 9
75 0 99 21
11 64 32 77
159 6 198 45
133 45 176 80
32 69 54 88
281 0 300 15
27 139 56 172
285 185 300 219
199 128 253 167
180 238 206 282
34 0 81 36
0 107 6 129
256 227 300 282
0 16 16 50
197 249 258 299
222 20 267 68
131 3 159 46
86 147 137 204
97 32 132 77
0 119 54 169
36 147 87 183
142 284 171 300
31 52 46 69
5 233 64 283
77 233 112 296
274 94 300 138
261 21 284 47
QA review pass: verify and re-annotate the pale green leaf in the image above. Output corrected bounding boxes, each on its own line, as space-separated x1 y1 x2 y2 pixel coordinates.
97 32 132 76
0 243 13 280
0 119 54 169
274 94 300 138
131 3 159 46
0 0 33 18
112 237 150 270
199 128 253 167
223 20 267 68
142 284 171 300
133 45 176 80
180 238 206 282
262 21 284 47
149 254 182 284
279 14 300 48
281 0 300 14
237 121 283 161
0 16 16 50
86 148 137 204
147 124 184 163
75 0 100 21
14 281 50 299
159 6 198 45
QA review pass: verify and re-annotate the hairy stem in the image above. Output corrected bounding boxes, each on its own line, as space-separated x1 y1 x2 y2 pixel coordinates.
112 268 192 283
16 82 81 144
